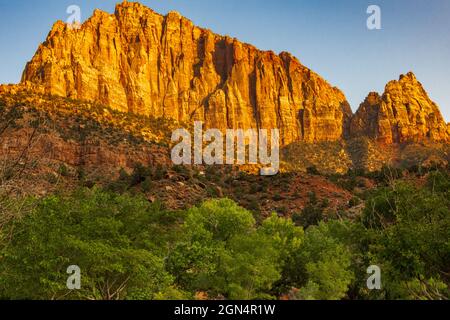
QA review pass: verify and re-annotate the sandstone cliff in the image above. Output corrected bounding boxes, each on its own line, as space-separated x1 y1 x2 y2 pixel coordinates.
350 72 449 143
21 1 352 146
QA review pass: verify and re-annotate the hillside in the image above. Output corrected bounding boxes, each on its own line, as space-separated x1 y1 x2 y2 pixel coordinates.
0 1 449 302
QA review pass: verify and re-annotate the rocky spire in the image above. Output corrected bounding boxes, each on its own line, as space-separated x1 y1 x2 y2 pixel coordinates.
350 72 449 143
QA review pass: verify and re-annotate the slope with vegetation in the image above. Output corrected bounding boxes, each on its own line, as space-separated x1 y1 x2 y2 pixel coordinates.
0 168 449 300
0 1 449 301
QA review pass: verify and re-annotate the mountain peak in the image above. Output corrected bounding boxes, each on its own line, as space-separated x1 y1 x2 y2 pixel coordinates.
365 91 381 102
351 73 448 143
17 2 448 146
20 1 351 146
400 71 417 81
114 0 160 17
115 0 145 11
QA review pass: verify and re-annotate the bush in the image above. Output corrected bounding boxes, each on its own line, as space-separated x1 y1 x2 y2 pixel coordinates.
349 197 361 207
0 188 182 300
153 165 167 180
273 193 284 201
293 192 324 229
306 166 320 175
362 173 450 299
58 164 70 177
292 222 354 300
1 168 448 300
167 199 281 299
141 177 153 193
130 163 152 187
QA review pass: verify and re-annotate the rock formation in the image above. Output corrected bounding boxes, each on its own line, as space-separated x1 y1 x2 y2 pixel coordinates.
21 1 352 146
15 2 450 147
351 72 449 143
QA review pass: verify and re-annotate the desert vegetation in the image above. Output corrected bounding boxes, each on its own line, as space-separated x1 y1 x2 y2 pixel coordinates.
0 167 448 300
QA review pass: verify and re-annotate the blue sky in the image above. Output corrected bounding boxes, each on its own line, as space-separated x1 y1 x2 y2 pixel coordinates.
0 0 449 121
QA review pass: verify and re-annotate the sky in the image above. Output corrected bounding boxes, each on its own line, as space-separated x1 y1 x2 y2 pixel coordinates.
0 0 449 121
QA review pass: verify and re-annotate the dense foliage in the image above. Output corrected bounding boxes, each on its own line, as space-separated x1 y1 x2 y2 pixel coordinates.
0 170 449 300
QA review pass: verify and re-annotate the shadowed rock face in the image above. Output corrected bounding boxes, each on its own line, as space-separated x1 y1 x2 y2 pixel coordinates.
351 72 449 143
21 1 352 146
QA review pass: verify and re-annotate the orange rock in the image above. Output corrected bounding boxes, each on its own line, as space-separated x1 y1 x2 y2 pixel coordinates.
350 72 449 143
21 1 351 146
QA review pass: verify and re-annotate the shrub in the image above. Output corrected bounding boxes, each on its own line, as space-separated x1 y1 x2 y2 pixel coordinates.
0 188 181 300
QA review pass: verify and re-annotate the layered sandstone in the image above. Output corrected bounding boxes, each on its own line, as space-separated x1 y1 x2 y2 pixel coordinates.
21 1 351 146
350 72 449 143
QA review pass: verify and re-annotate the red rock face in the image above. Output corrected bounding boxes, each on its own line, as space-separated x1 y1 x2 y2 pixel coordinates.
350 72 449 144
17 2 449 147
21 2 351 146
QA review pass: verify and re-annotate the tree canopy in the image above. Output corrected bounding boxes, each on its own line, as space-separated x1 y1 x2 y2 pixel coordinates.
0 170 449 300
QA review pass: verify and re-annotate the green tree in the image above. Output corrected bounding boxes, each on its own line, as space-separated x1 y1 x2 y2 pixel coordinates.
259 214 304 294
293 222 354 300
167 199 281 299
292 192 325 229
363 176 450 299
0 188 184 300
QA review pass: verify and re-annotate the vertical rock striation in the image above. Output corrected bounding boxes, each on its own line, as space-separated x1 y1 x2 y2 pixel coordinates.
350 72 449 143
19 2 448 146
21 1 352 146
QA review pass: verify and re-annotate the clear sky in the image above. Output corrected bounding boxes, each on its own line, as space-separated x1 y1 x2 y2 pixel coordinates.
0 0 449 121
